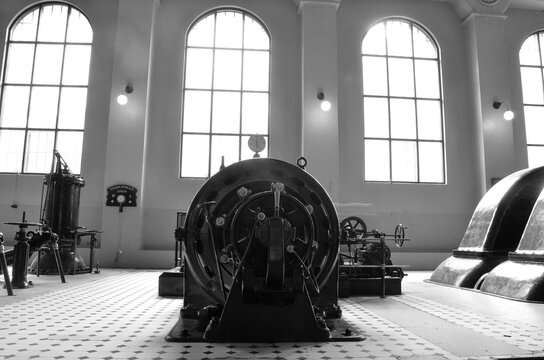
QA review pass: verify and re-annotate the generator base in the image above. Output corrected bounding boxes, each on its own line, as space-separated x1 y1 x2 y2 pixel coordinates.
339 275 402 297
158 267 184 297
429 255 505 288
165 316 364 343
29 251 88 275
479 260 544 302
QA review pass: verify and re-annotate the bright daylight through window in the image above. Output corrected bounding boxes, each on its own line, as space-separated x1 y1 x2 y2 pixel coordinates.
0 4 92 174
362 19 444 183
180 10 270 178
519 31 544 168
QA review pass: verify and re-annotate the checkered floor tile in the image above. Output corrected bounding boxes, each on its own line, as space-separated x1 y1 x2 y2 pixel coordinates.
1 270 544 359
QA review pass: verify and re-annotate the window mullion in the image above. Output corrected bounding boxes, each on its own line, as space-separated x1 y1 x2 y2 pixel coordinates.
21 5 44 173
239 14 246 162
410 24 420 182
384 22 393 182
208 12 218 178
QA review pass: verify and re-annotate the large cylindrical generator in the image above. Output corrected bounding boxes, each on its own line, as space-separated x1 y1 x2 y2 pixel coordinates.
176 158 354 342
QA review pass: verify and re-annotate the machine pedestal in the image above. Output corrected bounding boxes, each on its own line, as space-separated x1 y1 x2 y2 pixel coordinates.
158 267 184 297
30 249 88 275
429 254 505 288
479 260 544 301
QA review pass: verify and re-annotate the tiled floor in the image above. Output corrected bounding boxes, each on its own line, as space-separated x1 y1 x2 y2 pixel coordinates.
1 270 544 360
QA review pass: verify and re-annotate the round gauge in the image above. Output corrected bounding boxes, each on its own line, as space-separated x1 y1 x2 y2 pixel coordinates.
248 135 266 153
296 156 308 169
116 194 126 204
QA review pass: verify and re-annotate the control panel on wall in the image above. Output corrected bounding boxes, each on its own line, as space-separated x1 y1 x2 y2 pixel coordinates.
106 185 137 212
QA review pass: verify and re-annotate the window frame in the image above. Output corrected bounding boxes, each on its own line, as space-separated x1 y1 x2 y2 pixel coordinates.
179 7 271 179
519 30 544 168
0 1 92 175
362 18 446 184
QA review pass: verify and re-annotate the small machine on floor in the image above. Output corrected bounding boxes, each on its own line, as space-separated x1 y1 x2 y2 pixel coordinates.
338 216 407 297
168 158 361 343
26 151 100 275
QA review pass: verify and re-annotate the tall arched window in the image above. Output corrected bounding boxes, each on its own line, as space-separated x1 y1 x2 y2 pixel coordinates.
0 3 92 174
520 31 544 168
180 9 270 178
362 19 444 183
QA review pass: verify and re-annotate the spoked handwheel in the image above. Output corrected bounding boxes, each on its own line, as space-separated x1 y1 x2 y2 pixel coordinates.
394 224 406 247
340 216 367 238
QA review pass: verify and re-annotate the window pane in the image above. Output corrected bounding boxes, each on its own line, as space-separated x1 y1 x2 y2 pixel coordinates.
188 14 215 47
520 67 544 104
520 34 540 66
524 106 544 145
386 21 412 57
390 99 416 139
185 48 213 89
528 146 544 168
181 134 210 177
5 44 35 84
213 50 242 90
0 86 30 128
244 17 269 50
11 9 39 41
63 45 92 85
419 142 444 182
417 100 442 140
33 44 64 85
241 135 268 160
391 140 417 182
23 130 55 173
215 12 243 49
363 97 389 138
413 26 437 59
56 131 83 173
28 86 59 129
415 60 440 98
243 51 269 91
212 92 241 134
183 90 211 132
37 5 68 42
210 135 240 175
362 56 387 96
66 10 92 43
365 139 390 181
58 88 87 130
0 130 25 172
362 22 386 55
388 58 414 97
242 93 268 134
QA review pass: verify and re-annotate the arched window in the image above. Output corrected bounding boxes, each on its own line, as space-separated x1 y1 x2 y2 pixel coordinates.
519 31 544 168
362 19 444 183
180 9 270 178
0 3 92 174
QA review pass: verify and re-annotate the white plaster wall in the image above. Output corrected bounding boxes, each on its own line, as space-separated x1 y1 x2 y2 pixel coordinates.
140 0 302 255
0 0 542 270
0 0 117 249
337 0 480 269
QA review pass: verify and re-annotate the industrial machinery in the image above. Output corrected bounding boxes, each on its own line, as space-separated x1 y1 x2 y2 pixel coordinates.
430 167 544 290
29 151 98 275
1 211 66 289
338 216 407 297
168 158 360 342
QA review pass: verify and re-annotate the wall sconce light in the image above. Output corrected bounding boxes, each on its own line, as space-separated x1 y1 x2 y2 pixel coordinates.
317 91 331 112
117 84 134 106
492 101 515 121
